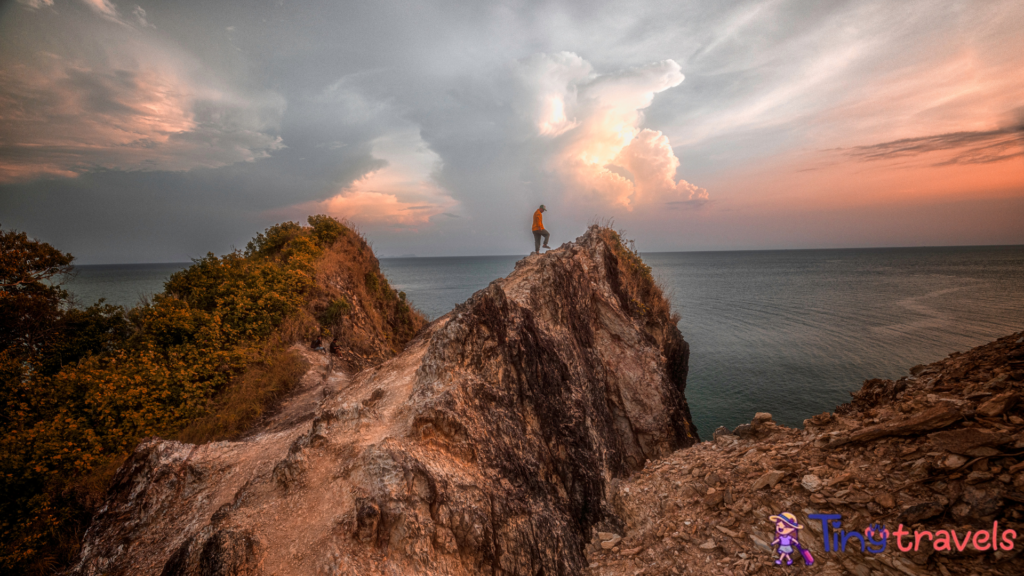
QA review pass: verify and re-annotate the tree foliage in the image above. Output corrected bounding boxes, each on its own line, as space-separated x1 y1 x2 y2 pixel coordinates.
0 215 395 574
0 228 74 365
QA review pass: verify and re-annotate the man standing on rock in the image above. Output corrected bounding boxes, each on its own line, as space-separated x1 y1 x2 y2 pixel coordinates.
532 204 551 254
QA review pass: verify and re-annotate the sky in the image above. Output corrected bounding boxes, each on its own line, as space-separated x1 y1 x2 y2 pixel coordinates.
1 0 1022 263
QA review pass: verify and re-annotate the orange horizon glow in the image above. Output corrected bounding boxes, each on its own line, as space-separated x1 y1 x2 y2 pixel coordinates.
706 141 1024 215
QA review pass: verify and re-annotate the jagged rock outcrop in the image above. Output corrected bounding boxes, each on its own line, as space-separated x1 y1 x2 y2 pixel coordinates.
589 332 1024 576
70 226 698 576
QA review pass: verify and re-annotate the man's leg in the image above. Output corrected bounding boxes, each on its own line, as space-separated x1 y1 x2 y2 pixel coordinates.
534 231 541 253
541 230 550 248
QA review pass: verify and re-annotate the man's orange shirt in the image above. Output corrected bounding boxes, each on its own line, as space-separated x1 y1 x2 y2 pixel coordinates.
532 209 544 231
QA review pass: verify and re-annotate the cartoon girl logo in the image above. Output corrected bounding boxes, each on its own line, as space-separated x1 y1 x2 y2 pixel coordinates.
769 512 814 567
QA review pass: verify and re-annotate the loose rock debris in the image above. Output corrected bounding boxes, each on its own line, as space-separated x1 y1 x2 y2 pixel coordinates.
587 332 1024 576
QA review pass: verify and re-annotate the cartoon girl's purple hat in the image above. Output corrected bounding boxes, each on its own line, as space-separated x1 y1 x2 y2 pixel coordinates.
769 512 803 530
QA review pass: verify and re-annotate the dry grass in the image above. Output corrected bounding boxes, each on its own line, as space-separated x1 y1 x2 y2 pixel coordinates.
309 227 427 363
173 341 308 444
600 227 678 326
278 309 321 344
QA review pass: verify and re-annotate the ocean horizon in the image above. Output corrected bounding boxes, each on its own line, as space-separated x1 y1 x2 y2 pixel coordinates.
65 244 1024 439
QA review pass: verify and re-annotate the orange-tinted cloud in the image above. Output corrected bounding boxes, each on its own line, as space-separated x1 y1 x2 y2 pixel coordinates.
841 127 1023 167
0 12 284 183
81 0 119 20
320 190 445 226
294 128 457 227
615 129 709 205
804 45 1024 152
516 54 707 210
317 169 456 227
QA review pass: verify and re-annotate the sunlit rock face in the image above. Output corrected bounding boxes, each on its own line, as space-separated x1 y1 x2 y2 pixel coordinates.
70 226 698 576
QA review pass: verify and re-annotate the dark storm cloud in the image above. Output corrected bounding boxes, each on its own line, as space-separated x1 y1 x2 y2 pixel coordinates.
0 138 388 263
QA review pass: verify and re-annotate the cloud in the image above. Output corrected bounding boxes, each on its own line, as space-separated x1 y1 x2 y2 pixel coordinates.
79 0 150 28
318 190 446 227
7 0 1021 263
295 127 457 227
616 129 709 206
513 54 707 210
81 0 119 20
0 28 285 183
513 52 592 137
16 0 54 8
841 127 1024 166
131 6 152 28
18 0 155 28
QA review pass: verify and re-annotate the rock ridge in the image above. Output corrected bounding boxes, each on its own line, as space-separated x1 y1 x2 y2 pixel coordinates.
70 226 698 576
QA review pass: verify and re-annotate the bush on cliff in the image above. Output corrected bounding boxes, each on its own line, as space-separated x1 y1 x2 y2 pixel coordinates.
0 216 425 574
603 228 677 326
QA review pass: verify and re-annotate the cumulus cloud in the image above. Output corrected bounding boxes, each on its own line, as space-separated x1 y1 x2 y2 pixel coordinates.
513 52 592 137
0 25 285 183
299 127 457 227
616 129 709 205
514 53 707 209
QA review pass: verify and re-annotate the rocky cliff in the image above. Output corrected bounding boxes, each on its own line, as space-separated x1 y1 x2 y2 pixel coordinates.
70 226 699 576
587 332 1024 576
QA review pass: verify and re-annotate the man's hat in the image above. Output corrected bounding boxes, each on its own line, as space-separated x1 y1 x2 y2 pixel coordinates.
769 512 803 530
539 204 546 210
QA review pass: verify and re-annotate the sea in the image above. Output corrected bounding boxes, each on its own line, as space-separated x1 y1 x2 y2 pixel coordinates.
64 246 1024 439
